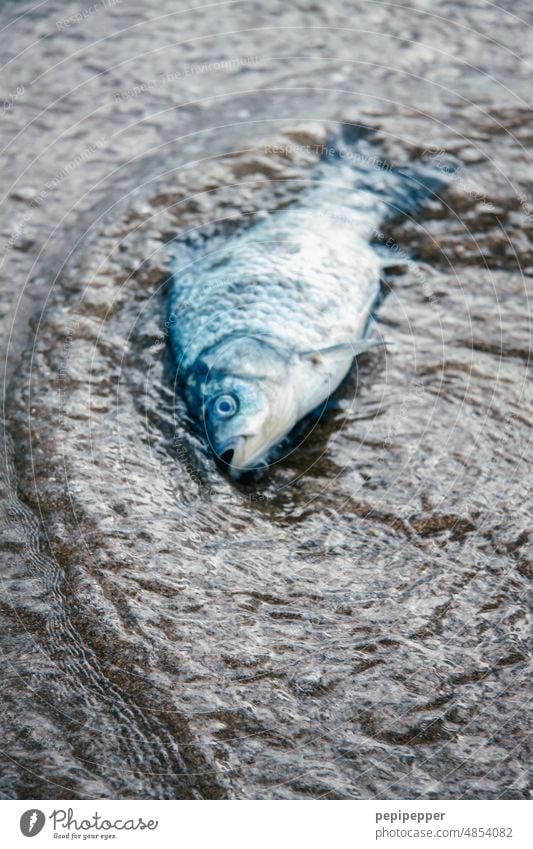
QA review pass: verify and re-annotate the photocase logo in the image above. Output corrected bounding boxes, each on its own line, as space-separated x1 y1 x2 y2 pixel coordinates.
20 810 45 837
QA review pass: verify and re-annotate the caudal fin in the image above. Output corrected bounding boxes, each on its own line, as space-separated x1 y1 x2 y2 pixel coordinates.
318 122 458 219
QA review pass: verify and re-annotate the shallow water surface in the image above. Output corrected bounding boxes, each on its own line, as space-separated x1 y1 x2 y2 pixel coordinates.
0 0 531 799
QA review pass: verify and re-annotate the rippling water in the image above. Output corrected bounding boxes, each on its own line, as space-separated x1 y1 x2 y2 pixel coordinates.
1 0 531 799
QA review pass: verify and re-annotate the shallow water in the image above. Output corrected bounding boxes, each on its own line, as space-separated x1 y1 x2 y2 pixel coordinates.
1 0 531 799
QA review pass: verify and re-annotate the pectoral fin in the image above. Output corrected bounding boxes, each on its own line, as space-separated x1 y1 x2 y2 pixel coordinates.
297 337 387 364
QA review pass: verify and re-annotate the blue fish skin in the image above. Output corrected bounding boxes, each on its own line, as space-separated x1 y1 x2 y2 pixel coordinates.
169 136 451 474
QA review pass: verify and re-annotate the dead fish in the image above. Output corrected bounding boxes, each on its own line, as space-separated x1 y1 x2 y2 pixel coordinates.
168 127 453 475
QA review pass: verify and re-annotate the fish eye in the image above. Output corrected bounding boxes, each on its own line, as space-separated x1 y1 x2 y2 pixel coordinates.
213 393 238 418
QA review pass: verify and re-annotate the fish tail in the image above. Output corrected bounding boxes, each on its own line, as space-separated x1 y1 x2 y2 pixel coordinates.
319 122 458 219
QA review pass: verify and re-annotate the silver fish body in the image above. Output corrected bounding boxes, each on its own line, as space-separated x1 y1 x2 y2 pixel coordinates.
169 140 449 474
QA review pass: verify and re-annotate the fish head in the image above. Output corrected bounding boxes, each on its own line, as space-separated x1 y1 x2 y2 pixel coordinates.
194 336 298 474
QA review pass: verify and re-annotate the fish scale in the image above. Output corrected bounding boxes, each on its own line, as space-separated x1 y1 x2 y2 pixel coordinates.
170 198 382 369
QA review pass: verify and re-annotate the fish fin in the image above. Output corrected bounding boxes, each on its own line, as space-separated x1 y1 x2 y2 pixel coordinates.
298 337 388 363
374 244 411 271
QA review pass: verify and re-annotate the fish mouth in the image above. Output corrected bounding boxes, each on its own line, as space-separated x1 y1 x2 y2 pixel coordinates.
220 448 235 465
213 436 247 472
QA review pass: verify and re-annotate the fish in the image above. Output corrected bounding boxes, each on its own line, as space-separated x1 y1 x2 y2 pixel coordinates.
168 127 453 476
